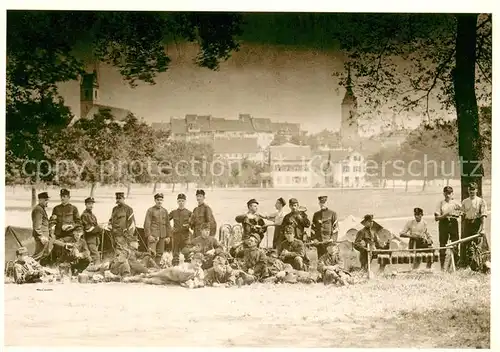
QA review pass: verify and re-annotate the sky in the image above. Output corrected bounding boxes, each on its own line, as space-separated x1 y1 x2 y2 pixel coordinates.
56 13 443 135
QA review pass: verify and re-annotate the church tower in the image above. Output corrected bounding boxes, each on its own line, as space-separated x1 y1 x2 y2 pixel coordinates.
340 65 359 146
80 67 100 119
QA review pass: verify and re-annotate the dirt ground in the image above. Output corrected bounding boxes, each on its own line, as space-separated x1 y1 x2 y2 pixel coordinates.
4 270 490 348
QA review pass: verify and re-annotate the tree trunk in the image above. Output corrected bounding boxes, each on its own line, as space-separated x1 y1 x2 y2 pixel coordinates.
392 179 395 191
31 185 36 208
171 183 175 193
421 179 427 192
405 180 409 192
126 183 131 198
90 182 96 198
446 178 450 187
153 182 158 194
453 14 482 200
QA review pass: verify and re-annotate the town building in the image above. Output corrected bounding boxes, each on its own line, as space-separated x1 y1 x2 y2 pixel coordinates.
269 143 312 188
152 114 300 150
311 147 367 188
212 137 264 163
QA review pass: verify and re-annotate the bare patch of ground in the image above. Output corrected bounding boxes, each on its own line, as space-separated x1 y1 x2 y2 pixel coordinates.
4 270 489 347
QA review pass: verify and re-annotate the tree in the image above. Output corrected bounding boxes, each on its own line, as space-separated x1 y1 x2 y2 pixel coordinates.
7 11 243 205
334 13 491 200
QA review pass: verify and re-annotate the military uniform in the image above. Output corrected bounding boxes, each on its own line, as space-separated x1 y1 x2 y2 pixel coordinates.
109 194 136 250
50 189 82 239
190 203 217 238
354 215 387 270
170 194 193 266
31 195 51 264
277 237 308 271
13 248 45 284
460 186 488 268
144 200 172 258
236 213 267 243
81 198 102 264
317 249 348 285
204 264 237 286
281 199 310 241
58 236 91 274
311 198 339 258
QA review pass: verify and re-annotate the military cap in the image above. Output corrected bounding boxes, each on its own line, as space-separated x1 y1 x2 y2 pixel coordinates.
16 247 28 255
267 249 278 257
443 186 454 194
214 251 228 260
115 192 125 198
177 193 186 200
361 214 374 225
200 223 211 231
247 198 259 207
196 189 205 196
284 225 294 234
38 192 50 200
468 182 478 190
154 193 164 200
277 197 286 207
289 198 299 205
318 196 328 203
84 197 95 204
413 207 424 215
60 188 70 197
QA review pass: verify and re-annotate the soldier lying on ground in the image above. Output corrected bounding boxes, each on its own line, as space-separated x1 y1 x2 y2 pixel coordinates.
123 253 205 288
204 252 237 287
317 242 350 286
109 239 157 277
260 249 289 283
12 247 57 284
277 225 309 271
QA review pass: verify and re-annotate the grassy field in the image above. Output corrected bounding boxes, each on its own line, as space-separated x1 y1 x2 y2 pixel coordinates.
4 185 492 347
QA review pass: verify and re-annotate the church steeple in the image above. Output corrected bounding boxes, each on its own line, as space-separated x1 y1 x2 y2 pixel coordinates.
80 61 100 119
340 63 359 147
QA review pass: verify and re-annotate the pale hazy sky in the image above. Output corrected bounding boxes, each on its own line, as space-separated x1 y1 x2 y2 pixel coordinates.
59 42 424 134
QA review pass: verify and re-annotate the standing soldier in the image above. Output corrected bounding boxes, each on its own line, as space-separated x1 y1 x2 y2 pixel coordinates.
144 193 172 264
190 189 217 238
281 198 310 242
108 192 136 251
49 189 82 261
169 193 192 266
434 186 462 270
31 192 51 265
311 196 339 258
81 197 102 265
460 182 488 268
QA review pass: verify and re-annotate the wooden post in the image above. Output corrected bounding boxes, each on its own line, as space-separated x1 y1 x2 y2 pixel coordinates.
449 248 456 273
367 248 373 279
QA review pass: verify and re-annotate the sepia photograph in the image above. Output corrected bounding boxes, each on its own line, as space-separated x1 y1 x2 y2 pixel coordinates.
3 4 494 348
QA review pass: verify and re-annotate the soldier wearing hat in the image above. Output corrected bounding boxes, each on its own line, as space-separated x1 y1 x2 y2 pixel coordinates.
277 224 309 271
281 198 310 242
400 208 433 270
353 215 379 270
317 242 349 286
311 195 339 258
235 233 267 283
235 199 268 244
260 249 287 283
144 193 172 264
81 197 102 264
31 192 51 264
12 246 49 284
49 189 82 263
169 193 192 266
50 189 82 239
434 186 462 269
108 192 136 251
59 228 92 275
460 182 488 268
192 223 223 269
190 189 217 239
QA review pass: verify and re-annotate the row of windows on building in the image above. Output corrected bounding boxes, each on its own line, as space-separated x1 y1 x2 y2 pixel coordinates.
214 153 260 159
276 176 309 184
343 165 364 172
274 165 310 172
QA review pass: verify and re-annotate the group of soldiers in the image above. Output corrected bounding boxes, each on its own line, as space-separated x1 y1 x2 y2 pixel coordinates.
10 181 488 287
